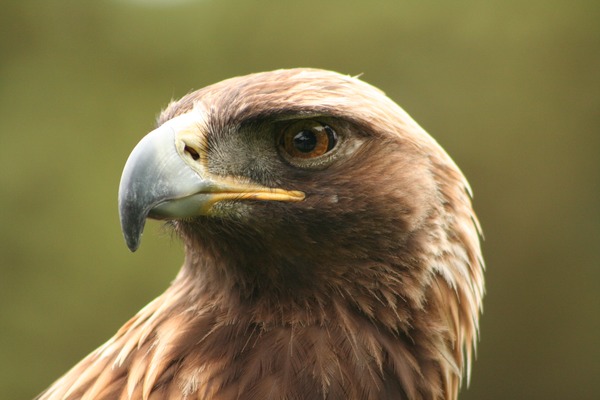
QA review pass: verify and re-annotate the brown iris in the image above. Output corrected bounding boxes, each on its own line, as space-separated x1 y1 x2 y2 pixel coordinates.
279 120 338 159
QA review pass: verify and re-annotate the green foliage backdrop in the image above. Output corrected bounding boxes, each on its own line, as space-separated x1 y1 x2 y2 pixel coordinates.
1 0 598 398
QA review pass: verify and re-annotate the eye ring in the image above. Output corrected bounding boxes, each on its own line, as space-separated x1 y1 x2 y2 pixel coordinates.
278 120 338 160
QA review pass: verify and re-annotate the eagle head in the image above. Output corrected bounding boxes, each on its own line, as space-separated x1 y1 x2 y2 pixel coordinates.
42 69 484 400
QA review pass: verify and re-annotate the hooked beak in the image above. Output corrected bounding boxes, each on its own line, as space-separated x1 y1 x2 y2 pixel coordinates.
118 112 305 252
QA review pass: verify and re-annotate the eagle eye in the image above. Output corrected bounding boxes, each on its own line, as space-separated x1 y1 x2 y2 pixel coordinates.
279 120 337 160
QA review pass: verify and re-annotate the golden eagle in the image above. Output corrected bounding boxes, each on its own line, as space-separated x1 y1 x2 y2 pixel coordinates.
37 68 484 400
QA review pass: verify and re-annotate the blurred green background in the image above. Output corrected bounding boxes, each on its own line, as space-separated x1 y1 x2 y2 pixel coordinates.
1 0 598 398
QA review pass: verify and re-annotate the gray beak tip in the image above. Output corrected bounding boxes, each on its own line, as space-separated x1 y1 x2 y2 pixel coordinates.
126 237 141 253
119 203 147 252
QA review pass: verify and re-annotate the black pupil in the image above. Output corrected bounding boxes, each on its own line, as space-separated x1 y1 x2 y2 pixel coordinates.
293 130 318 153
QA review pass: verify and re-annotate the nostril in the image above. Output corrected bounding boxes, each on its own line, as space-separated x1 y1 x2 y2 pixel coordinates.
184 145 200 161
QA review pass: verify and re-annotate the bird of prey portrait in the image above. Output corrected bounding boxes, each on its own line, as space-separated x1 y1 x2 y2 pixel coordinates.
37 68 484 400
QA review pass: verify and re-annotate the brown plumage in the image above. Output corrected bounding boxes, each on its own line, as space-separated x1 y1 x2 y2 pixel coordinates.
37 68 484 400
